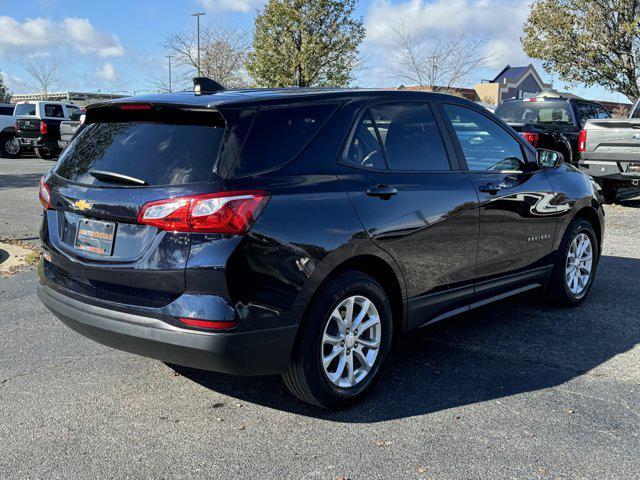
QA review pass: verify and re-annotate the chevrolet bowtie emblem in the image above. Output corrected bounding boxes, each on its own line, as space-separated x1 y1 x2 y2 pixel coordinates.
72 199 93 211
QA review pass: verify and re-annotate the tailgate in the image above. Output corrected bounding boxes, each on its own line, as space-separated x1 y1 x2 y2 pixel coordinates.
40 103 230 305
16 118 40 138
60 121 80 142
583 118 640 160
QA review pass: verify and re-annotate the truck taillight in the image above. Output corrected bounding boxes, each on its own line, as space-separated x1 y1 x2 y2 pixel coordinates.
40 121 48 135
521 132 540 147
578 129 587 152
138 191 270 235
39 176 51 210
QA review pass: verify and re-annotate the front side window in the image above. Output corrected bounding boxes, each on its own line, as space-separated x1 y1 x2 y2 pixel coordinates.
444 104 524 171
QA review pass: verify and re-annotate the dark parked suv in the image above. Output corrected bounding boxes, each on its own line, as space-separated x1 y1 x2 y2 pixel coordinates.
38 82 604 408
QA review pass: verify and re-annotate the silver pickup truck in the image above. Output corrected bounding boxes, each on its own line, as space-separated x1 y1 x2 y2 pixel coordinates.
579 99 640 203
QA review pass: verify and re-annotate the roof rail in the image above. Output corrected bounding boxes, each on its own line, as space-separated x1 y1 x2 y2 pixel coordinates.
193 77 226 95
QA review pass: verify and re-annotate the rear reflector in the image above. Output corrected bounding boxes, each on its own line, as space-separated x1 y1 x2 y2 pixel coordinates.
39 176 51 210
138 190 269 235
578 129 587 152
178 318 239 330
521 131 540 147
118 104 152 110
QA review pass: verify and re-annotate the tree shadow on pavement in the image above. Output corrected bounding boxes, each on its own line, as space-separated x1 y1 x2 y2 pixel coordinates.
172 254 640 422
0 173 43 189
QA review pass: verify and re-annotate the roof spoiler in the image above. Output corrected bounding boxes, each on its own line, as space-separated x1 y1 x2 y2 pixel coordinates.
193 77 225 95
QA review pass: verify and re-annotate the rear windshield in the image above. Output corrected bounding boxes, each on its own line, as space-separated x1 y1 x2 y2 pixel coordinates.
495 101 573 125
14 103 36 116
54 122 225 186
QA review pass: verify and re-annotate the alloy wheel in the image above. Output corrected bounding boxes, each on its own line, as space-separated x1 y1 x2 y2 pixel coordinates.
321 295 381 388
565 233 593 297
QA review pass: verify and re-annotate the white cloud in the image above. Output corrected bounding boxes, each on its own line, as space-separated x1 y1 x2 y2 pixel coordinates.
198 0 264 13
363 0 531 85
96 62 117 82
0 15 124 58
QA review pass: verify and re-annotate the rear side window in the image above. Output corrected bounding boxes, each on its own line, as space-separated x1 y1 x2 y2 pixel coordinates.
54 122 225 186
0 106 13 115
369 103 449 171
44 104 64 118
229 102 338 176
346 112 386 169
14 103 36 116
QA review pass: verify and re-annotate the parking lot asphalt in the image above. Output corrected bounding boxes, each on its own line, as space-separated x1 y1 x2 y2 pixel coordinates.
0 156 638 479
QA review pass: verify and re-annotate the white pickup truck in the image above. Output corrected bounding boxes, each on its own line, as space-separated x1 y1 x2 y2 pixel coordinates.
579 99 640 203
0 103 21 158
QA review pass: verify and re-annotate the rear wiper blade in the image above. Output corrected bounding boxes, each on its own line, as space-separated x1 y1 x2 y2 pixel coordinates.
89 169 148 186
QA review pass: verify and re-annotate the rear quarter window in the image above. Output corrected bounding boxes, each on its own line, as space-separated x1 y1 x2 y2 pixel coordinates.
228 102 339 177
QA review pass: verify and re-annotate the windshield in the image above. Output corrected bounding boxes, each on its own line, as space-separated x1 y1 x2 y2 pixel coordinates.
14 103 36 116
495 101 573 125
54 122 225 186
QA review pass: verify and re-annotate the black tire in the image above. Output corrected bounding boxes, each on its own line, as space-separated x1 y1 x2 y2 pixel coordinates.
282 271 393 408
546 218 599 306
0 135 20 158
33 147 57 160
600 180 618 204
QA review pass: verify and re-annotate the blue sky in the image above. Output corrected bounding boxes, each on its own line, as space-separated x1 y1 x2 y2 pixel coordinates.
0 0 630 103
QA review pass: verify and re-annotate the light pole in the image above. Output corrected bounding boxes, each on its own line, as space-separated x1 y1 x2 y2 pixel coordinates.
191 12 206 77
166 54 172 93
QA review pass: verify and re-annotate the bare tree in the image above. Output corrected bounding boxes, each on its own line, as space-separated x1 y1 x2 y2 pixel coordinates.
391 21 489 91
20 56 61 99
160 24 251 89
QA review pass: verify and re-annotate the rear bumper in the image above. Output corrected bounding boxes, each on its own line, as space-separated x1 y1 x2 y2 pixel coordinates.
579 159 640 181
37 283 298 375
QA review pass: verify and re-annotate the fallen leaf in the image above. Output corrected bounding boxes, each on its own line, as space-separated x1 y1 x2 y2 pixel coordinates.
418 466 427 474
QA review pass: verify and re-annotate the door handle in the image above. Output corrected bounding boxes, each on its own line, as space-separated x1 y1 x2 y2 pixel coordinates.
366 185 398 199
478 182 501 194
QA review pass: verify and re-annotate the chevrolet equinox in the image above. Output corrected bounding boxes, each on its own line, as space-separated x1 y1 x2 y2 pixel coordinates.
37 80 604 408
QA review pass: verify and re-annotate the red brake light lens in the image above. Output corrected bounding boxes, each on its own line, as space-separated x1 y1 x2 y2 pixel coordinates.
138 191 270 235
178 318 239 330
40 121 48 135
119 104 152 110
578 129 587 152
39 176 51 210
521 132 540 147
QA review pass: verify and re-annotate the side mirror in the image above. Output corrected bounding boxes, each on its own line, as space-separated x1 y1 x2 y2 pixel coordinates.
537 149 564 168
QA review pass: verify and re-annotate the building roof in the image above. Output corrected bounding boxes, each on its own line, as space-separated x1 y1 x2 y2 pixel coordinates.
491 65 532 84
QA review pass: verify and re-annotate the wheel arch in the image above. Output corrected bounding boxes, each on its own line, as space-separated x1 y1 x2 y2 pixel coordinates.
292 253 407 351
572 205 603 252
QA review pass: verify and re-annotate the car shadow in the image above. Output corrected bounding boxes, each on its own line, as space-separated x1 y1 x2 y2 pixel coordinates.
0 173 42 189
170 254 640 422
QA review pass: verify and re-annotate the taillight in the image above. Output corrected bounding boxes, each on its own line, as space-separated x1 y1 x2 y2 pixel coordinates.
39 176 51 210
578 129 587 152
137 191 269 235
178 318 238 330
40 121 48 135
521 132 540 147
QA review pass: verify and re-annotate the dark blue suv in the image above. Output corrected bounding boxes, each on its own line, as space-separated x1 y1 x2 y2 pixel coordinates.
38 82 604 408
